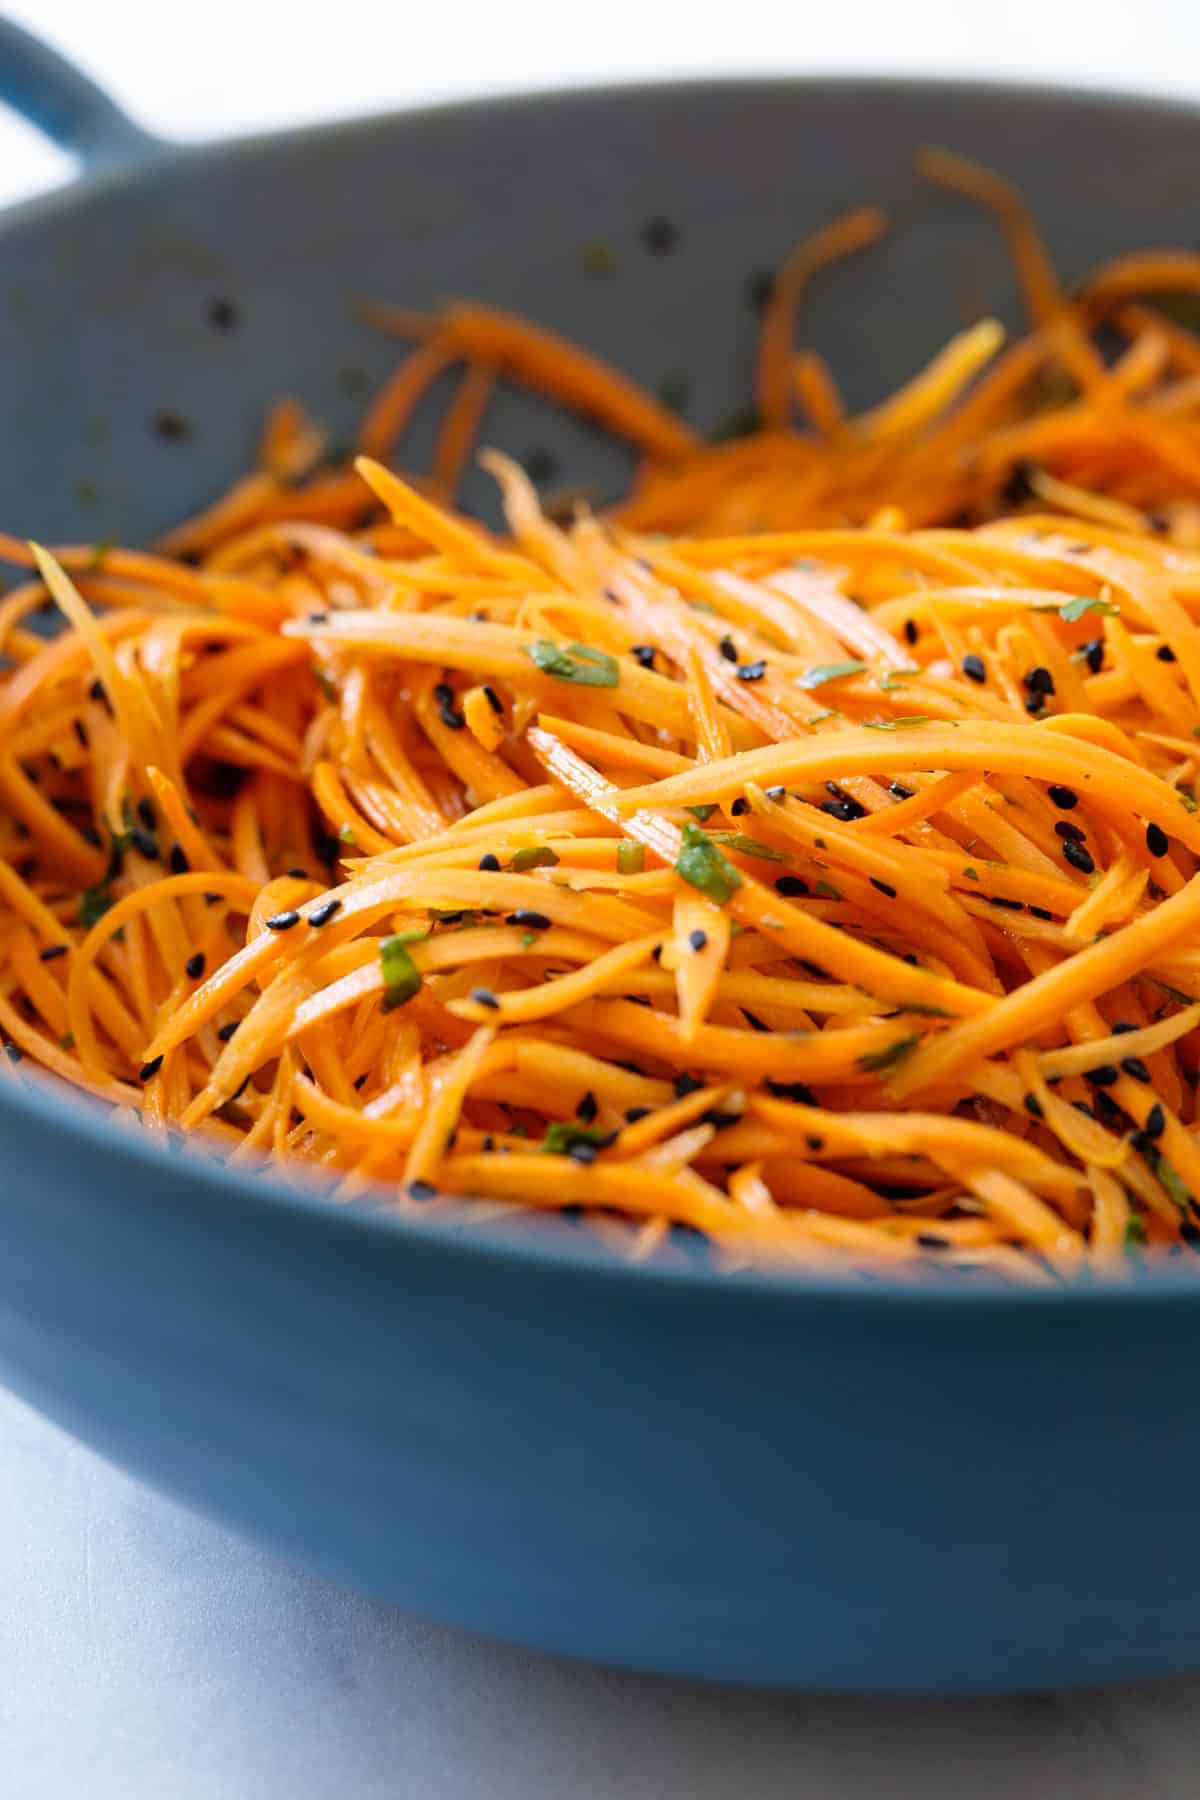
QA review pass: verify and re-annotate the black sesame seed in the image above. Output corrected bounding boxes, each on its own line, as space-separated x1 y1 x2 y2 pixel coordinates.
207 296 239 332
1146 822 1169 858
139 1055 164 1081
522 447 557 484
130 828 159 860
1080 637 1105 674
38 943 67 962
631 644 656 669
1084 1064 1120 1087
1111 1021 1137 1035
775 875 809 897
265 909 301 931
736 660 767 682
961 653 987 684
1030 905 1054 920
765 1080 817 1105
1055 820 1086 842
1157 644 1177 663
4 1043 22 1063
286 867 308 880
741 1010 769 1032
987 895 1024 911
306 610 329 625
483 684 504 714
701 1108 741 1130
1002 460 1037 505
674 1072 703 1098
688 928 708 952
718 635 738 663
577 1090 598 1124
185 953 206 980
748 271 774 313
478 854 501 871
1121 1056 1151 1083
624 1106 651 1123
730 796 749 817
136 797 156 832
1062 840 1095 875
1145 1102 1166 1140
470 987 500 1010
88 678 106 703
642 217 677 253
904 620 918 646
204 892 221 905
217 1021 239 1042
889 782 915 800
150 409 192 443
820 798 865 822
1072 1101 1095 1119
870 878 898 898
168 845 190 875
568 1142 598 1165
805 1134 824 1151
765 785 786 801
1024 1092 1044 1118
506 909 551 930
1024 694 1046 716
409 1180 437 1202
1048 785 1078 810
309 898 342 927
917 1233 951 1251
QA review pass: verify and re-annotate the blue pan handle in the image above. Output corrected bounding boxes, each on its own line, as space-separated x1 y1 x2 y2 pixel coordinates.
0 17 160 169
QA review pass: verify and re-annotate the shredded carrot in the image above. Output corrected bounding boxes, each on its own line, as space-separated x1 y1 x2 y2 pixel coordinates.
11 153 1200 1280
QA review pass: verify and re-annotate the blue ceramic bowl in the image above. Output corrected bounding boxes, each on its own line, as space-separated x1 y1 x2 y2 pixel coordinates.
3 20 1200 1693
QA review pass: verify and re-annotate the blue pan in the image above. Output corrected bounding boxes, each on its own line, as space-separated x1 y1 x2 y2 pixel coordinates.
3 19 1200 1694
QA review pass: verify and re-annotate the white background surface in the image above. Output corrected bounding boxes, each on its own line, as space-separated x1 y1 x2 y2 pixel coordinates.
6 3 1200 1793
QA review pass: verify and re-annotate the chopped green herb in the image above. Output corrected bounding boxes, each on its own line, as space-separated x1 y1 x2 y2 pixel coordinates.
963 867 980 881
78 885 114 927
1058 595 1120 623
685 804 717 822
316 669 338 702
511 845 560 872
542 1121 613 1156
520 931 537 949
896 1004 955 1018
1181 792 1199 813
578 240 618 275
1123 1216 1148 1250
857 1035 920 1074
379 935 422 1012
798 660 867 690
707 831 788 862
1147 976 1196 1007
674 823 742 905
1157 1155 1192 1214
616 841 644 876
805 710 837 725
878 667 920 691
812 879 842 900
862 716 931 730
87 539 113 571
524 639 619 688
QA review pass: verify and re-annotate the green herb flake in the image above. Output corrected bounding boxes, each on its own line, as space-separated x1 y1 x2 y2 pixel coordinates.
1147 977 1197 1007
578 240 618 276
379 935 422 1012
963 867 980 881
812 879 842 900
1180 792 1199 813
338 823 358 846
1058 595 1120 623
857 1035 920 1074
511 845 560 872
862 715 931 730
797 659 867 690
616 841 644 876
685 804 717 822
316 669 338 702
520 932 537 949
805 710 837 725
87 539 113 571
1157 1155 1193 1215
878 667 920 691
674 823 743 905
542 1121 613 1156
1123 1215 1148 1251
707 831 788 863
524 639 619 689
78 885 114 927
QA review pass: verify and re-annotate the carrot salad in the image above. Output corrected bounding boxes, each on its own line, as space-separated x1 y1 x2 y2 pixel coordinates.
9 150 1200 1280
